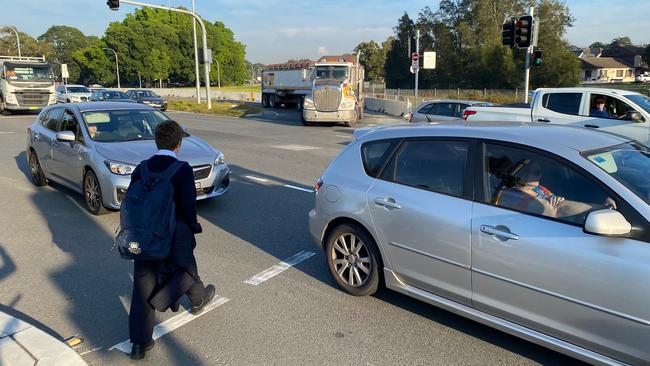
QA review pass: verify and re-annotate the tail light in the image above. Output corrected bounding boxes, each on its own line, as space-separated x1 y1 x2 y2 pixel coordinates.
462 110 477 121
315 178 323 191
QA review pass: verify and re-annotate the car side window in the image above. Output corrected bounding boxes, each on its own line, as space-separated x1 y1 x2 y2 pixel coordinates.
436 103 455 117
417 104 433 114
60 110 84 144
56 86 64 93
541 92 582 115
484 143 615 225
381 139 468 197
589 93 640 120
38 110 50 125
45 108 64 132
361 139 400 178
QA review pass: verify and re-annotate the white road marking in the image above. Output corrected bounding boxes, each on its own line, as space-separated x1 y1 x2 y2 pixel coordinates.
335 134 351 139
78 347 103 356
0 132 15 134
245 175 269 183
271 144 319 151
244 251 316 286
283 184 315 193
109 296 230 353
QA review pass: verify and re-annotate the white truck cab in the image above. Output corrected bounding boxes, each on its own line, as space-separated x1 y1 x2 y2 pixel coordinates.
0 56 56 113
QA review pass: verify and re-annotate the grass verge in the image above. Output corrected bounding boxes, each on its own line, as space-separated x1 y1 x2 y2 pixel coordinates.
167 99 261 117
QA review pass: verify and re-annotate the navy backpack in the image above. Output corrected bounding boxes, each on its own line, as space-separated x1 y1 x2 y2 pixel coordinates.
116 160 183 260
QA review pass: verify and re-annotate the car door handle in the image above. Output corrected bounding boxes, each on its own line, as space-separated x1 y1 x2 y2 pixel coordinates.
537 118 551 123
374 197 402 210
480 225 519 241
584 124 599 128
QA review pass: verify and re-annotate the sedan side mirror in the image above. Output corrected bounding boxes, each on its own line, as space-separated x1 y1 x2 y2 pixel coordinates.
626 111 643 122
56 131 76 143
584 209 631 236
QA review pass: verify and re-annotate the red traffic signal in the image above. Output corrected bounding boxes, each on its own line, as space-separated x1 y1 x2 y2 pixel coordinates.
515 15 534 49
412 53 419 62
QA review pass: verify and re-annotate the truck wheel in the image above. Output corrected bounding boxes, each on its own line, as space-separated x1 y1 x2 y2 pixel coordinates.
262 94 269 108
296 97 304 111
344 110 358 127
269 95 277 109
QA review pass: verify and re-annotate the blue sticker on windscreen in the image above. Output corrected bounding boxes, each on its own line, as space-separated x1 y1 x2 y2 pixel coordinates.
594 157 606 163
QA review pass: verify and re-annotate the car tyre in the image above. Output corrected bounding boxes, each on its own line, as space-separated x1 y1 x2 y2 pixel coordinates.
83 169 108 215
325 224 382 296
28 151 46 187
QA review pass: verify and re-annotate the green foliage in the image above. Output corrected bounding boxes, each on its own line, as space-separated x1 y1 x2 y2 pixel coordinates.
144 48 172 86
383 0 581 89
38 25 95 82
0 26 53 59
354 40 389 82
72 44 114 85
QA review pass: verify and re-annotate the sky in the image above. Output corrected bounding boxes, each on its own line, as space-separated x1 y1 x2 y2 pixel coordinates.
2 0 649 64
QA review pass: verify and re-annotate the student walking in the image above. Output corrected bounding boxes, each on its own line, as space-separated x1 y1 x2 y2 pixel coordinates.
117 120 215 360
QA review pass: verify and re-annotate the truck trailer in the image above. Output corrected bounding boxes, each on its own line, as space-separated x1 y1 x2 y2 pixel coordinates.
262 54 365 126
0 56 56 113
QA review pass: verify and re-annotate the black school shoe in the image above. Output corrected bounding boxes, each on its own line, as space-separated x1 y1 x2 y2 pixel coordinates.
190 284 216 315
130 339 155 360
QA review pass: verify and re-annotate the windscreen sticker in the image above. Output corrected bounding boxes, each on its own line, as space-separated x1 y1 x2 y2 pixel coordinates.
587 152 618 173
84 112 111 124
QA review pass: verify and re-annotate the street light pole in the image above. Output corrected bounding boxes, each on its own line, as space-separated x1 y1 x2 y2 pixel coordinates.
191 0 201 103
5 26 21 58
249 64 254 84
103 47 120 89
138 71 142 89
120 0 211 109
215 60 221 88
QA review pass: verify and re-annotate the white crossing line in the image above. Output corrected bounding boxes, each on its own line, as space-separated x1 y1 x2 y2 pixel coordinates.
245 175 269 183
283 184 315 193
271 144 319 151
78 347 103 356
0 132 15 134
109 296 230 353
335 134 352 139
244 251 316 286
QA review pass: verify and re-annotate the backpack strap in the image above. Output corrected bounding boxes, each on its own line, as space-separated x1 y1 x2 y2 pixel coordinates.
139 160 151 181
159 160 185 182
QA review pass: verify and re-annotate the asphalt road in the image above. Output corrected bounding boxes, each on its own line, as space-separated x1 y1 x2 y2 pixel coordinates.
0 107 582 365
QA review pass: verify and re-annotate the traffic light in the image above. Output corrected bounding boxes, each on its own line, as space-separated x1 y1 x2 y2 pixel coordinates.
501 19 515 48
515 15 534 49
107 0 119 11
533 49 543 66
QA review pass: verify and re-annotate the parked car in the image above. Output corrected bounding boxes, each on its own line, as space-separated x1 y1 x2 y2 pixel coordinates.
55 85 92 103
462 87 650 146
126 89 168 111
26 102 230 215
634 73 649 83
89 90 135 103
309 122 650 365
408 99 493 123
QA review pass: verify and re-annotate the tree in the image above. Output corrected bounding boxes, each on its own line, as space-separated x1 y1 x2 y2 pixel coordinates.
72 44 114 85
644 45 650 68
354 41 387 81
38 26 93 82
144 48 171 87
0 26 53 59
610 36 632 47
384 13 415 88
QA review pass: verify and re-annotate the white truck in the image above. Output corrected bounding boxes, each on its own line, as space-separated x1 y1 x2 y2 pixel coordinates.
262 54 365 126
463 87 650 145
0 56 56 113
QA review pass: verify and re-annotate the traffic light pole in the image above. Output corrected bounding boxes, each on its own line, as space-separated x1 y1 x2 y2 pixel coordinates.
119 0 212 110
414 29 420 110
191 0 201 104
524 6 534 104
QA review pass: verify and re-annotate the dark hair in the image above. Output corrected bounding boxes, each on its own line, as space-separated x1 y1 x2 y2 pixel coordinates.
155 120 183 150
595 96 606 104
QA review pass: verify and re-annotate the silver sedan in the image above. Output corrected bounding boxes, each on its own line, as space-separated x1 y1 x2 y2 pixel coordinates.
26 102 230 214
309 122 650 365
408 99 493 123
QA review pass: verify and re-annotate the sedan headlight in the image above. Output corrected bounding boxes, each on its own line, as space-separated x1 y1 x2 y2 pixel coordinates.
105 160 137 175
303 97 315 110
214 153 225 166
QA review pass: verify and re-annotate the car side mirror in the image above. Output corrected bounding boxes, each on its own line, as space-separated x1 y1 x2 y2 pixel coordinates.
584 209 631 236
56 131 76 143
626 111 643 122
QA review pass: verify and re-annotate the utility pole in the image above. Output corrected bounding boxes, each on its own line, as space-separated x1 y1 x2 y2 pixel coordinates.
191 0 201 103
103 47 120 89
138 71 142 88
215 60 221 88
414 29 420 109
5 26 21 58
117 0 212 109
524 6 534 103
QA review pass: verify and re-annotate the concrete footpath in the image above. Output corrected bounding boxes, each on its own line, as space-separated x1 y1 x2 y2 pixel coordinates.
0 311 86 366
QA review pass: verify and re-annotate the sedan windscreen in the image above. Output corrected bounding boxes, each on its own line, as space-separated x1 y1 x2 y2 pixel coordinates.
82 109 169 142
583 142 650 205
66 87 90 93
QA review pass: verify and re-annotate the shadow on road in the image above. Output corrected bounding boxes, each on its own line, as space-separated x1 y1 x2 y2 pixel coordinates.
197 164 336 289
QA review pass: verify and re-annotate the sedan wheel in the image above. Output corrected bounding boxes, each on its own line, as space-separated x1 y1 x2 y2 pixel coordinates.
28 152 46 187
83 170 108 215
326 224 381 296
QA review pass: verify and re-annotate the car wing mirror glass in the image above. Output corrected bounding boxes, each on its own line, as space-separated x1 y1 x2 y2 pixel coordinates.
626 111 643 122
584 209 631 236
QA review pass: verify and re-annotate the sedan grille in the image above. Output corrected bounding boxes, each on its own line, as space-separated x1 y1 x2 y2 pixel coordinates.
193 165 212 180
314 86 341 112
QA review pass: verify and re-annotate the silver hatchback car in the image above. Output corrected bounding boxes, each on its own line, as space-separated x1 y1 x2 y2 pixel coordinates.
309 123 650 365
26 102 230 214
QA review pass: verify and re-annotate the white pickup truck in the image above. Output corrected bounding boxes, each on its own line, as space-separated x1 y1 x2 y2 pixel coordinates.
463 87 650 145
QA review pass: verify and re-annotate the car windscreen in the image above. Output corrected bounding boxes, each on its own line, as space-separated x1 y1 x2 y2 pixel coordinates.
4 64 53 82
582 142 650 205
625 95 650 114
66 87 90 93
82 109 169 142
102 91 130 99
132 90 156 97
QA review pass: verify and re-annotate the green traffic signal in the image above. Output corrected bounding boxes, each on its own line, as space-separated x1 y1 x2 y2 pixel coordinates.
533 49 543 66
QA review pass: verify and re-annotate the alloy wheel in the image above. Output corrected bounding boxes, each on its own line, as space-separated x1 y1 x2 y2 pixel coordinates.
330 233 371 287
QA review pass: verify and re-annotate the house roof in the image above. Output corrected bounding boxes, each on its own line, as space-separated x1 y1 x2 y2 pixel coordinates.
580 56 633 69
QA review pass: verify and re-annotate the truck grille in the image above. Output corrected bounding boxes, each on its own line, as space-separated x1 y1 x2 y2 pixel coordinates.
193 165 212 180
15 91 51 107
314 86 341 112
